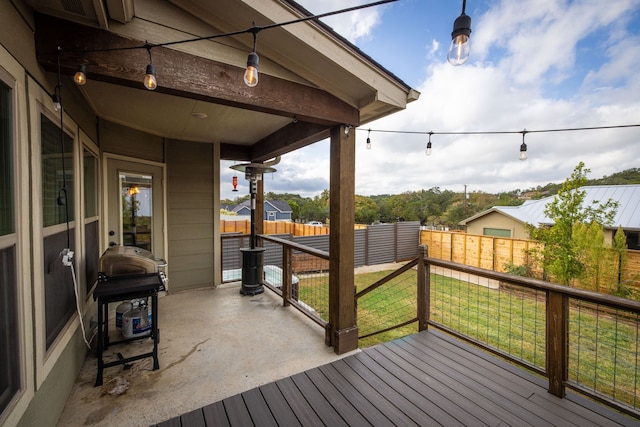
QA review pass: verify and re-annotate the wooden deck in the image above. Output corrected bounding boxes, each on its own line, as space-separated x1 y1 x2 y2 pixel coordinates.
154 329 638 426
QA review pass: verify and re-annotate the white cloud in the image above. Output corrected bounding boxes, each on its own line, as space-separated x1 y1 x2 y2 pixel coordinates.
296 0 383 43
222 1 640 201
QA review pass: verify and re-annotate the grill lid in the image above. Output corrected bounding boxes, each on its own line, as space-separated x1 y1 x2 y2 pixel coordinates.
99 246 167 278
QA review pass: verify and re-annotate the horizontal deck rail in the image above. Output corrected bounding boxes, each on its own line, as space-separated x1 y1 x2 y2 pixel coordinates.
422 247 640 419
354 245 640 418
221 233 330 330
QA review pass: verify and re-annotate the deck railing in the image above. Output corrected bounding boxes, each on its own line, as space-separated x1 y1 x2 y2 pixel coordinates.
221 234 329 329
357 245 640 418
221 236 640 418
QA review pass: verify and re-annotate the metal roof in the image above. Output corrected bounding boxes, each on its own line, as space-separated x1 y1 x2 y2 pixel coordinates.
461 185 640 231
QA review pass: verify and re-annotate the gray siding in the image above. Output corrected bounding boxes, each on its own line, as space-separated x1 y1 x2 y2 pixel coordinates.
396 221 420 261
354 228 367 267
292 234 330 253
167 140 214 291
366 224 396 264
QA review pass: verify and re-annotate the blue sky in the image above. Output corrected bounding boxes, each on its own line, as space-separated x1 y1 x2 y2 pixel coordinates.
221 0 640 201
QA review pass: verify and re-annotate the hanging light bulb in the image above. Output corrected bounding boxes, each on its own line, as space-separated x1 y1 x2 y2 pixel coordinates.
144 44 157 90
519 130 528 161
51 93 62 112
74 64 87 85
144 64 157 90
244 25 260 87
366 129 372 149
344 125 350 136
244 52 259 87
425 132 433 156
447 0 472 66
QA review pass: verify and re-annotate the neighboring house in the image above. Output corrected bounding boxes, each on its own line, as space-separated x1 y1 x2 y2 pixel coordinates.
1 1 417 425
459 185 640 249
233 200 293 221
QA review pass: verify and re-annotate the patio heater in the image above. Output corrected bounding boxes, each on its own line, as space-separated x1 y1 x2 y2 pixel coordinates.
229 161 277 295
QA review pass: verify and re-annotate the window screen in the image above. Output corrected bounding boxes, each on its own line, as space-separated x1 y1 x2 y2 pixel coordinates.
41 114 74 227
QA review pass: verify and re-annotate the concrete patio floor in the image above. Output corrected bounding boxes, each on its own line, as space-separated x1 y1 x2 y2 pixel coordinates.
56 281 357 427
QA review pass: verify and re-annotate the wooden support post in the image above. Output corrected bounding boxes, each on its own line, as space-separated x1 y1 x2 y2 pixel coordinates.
417 245 430 331
547 290 568 397
282 246 292 307
328 125 358 354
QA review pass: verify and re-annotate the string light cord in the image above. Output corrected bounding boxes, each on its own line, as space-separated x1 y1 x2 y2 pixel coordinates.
358 123 640 137
58 0 399 55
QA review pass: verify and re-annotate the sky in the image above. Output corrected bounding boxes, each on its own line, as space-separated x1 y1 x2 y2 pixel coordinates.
221 0 640 201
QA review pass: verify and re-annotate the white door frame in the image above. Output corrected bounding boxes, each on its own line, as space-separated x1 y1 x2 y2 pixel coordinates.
102 153 167 262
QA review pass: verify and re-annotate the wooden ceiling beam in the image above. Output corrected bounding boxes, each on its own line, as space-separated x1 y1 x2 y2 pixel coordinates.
34 13 360 127
250 121 331 163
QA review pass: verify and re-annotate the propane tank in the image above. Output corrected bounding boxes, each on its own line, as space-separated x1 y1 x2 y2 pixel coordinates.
122 301 152 339
115 300 133 331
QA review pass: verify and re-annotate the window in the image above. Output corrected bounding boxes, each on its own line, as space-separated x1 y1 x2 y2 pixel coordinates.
0 80 20 415
483 227 511 238
83 149 97 218
41 115 74 227
84 149 99 292
0 82 13 235
41 114 76 349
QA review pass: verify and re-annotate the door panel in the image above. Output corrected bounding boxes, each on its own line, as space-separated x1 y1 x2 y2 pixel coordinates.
105 158 164 259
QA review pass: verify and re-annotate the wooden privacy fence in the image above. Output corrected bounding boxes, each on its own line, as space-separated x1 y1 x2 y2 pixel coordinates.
221 219 329 236
420 229 640 292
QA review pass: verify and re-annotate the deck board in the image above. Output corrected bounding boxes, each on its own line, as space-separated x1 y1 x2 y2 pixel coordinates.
154 329 639 426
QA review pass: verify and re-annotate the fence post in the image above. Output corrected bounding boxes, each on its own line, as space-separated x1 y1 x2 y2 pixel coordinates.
417 245 430 331
546 290 568 397
282 246 292 307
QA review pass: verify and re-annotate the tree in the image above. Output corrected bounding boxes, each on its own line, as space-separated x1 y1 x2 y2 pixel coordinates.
287 199 300 221
527 162 618 286
611 226 634 298
354 195 379 224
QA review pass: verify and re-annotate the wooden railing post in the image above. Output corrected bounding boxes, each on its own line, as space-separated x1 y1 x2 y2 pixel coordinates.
282 246 292 307
417 245 430 331
546 290 568 397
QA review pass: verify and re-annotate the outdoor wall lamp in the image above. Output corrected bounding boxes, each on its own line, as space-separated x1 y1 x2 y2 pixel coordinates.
519 130 528 161
143 45 158 90
425 132 433 156
448 0 472 66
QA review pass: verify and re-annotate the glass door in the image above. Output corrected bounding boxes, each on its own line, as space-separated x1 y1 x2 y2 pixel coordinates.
105 157 164 259
121 173 153 250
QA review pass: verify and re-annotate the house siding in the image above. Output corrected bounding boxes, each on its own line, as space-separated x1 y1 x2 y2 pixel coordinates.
466 211 528 239
167 140 215 291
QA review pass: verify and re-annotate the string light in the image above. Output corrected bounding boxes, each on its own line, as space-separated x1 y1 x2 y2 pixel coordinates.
143 44 157 90
51 92 62 112
519 130 528 161
244 25 260 87
63 0 472 91
73 64 86 85
357 124 640 160
366 129 372 149
448 0 472 65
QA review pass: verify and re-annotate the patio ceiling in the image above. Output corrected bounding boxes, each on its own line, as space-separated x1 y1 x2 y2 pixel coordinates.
28 0 418 162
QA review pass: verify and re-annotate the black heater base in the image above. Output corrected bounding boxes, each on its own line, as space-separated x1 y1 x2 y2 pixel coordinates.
239 247 266 296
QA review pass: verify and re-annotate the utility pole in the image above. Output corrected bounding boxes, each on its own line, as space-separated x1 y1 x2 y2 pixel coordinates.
464 184 467 217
